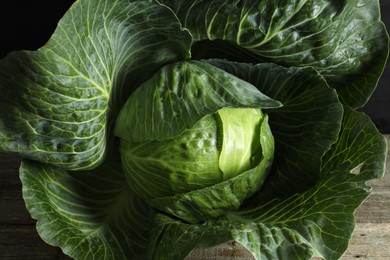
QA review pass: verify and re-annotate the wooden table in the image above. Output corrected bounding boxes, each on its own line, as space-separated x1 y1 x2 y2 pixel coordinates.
0 136 389 259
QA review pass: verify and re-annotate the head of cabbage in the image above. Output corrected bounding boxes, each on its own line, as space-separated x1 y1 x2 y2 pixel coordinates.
115 61 279 223
0 0 388 259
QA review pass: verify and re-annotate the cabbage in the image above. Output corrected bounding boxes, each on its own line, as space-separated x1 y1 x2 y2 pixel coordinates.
0 0 388 259
116 61 279 222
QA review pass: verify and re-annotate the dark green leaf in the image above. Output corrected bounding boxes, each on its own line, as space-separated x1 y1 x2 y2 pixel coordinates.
20 149 154 260
161 0 389 107
149 214 231 259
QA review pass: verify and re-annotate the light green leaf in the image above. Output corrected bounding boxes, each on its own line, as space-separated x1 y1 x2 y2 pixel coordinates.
0 0 191 170
161 0 389 108
120 113 222 199
218 107 265 180
20 150 154 260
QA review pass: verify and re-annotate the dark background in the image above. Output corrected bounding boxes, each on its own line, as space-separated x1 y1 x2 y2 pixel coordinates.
363 1 390 134
0 1 76 59
1 0 389 133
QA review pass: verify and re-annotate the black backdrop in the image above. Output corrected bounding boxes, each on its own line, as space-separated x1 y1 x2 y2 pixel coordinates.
0 1 75 58
362 3 390 134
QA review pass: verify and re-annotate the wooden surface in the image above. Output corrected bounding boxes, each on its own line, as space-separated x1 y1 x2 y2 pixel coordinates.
0 136 389 259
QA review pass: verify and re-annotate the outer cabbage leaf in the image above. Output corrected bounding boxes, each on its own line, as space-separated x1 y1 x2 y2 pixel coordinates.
149 214 231 259
148 107 387 260
206 60 343 200
160 0 389 108
0 0 191 170
20 149 154 260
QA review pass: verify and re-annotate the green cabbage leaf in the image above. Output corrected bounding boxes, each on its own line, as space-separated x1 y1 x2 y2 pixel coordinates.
161 0 388 108
0 0 191 170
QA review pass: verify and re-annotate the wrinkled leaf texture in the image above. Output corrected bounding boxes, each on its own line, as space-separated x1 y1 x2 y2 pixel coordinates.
0 0 191 170
160 0 389 108
20 149 153 259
